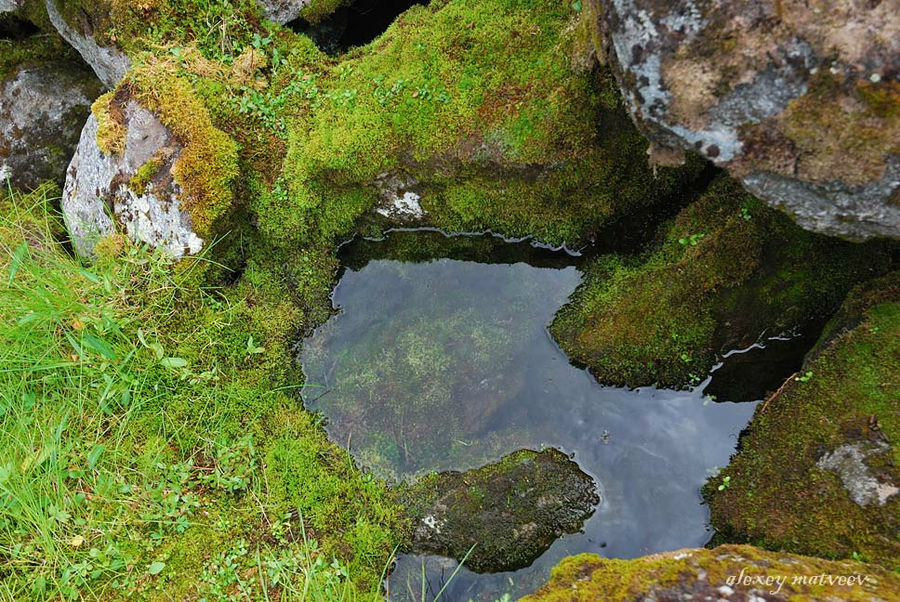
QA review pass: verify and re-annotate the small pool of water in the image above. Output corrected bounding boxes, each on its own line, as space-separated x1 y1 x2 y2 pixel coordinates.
300 230 760 601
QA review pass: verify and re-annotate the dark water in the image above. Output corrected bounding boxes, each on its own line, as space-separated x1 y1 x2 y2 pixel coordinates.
300 231 760 601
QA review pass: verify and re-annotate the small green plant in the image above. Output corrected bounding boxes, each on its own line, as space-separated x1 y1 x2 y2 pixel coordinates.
740 206 752 221
246 335 265 355
718 475 731 491
678 233 706 246
795 371 813 383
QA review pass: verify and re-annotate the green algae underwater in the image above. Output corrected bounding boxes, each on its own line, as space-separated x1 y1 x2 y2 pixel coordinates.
0 0 898 600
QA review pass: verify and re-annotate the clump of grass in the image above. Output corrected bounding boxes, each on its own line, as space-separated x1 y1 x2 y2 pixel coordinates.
0 184 405 599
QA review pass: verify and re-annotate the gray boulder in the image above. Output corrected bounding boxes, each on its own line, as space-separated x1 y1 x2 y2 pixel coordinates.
598 0 900 239
0 61 102 189
62 100 204 258
258 0 313 24
44 0 130 89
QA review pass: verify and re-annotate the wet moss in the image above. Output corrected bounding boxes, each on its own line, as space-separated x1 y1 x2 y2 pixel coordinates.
551 177 892 389
704 273 900 568
298 0 347 24
524 545 900 601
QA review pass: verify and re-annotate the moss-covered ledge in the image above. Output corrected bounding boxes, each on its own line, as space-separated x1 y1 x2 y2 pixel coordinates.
263 0 703 249
551 177 892 389
703 272 900 568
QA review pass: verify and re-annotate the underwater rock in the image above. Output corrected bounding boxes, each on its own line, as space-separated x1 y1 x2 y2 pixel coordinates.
44 0 130 88
62 100 201 257
0 60 101 189
598 0 900 240
704 272 900 566
524 544 900 601
401 448 599 573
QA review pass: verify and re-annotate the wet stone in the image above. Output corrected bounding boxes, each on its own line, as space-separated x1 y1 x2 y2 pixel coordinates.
401 448 599 574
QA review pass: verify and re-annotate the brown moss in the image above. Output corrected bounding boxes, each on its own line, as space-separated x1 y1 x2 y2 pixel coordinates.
779 74 900 186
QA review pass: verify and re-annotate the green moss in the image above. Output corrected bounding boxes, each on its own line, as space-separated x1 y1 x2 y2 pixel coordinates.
271 0 700 248
551 177 891 388
128 156 163 196
91 91 127 154
704 273 900 568
298 0 347 24
524 545 900 601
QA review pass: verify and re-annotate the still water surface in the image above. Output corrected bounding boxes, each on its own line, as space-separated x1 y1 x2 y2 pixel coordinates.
300 231 759 601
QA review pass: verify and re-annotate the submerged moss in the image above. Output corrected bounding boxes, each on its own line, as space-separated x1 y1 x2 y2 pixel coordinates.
704 273 900 568
524 544 900 601
551 177 892 389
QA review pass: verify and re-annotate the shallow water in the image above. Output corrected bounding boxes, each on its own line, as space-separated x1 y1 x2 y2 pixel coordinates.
300 231 759 601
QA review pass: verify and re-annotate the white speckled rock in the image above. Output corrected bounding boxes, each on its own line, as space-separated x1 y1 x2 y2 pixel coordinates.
598 0 900 239
0 0 23 13
258 0 314 24
0 61 102 188
62 101 203 258
44 0 130 89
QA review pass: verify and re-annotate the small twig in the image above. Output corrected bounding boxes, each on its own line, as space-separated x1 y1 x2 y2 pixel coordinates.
760 371 798 413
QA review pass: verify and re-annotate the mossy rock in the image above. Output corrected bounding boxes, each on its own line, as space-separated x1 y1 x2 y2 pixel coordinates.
704 272 900 568
399 448 599 573
551 176 893 389
267 0 703 249
524 544 900 601
63 65 240 258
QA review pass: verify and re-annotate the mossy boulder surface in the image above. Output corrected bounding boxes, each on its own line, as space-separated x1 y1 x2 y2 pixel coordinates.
704 273 900 567
268 0 702 248
400 448 599 573
524 544 900 601
599 0 900 240
551 177 892 389
62 69 239 257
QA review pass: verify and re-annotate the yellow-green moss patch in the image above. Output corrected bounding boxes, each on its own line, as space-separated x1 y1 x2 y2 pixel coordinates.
524 545 900 601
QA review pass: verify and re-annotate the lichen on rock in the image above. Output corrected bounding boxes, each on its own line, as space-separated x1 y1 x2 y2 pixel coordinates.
62 72 239 258
400 448 599 574
43 0 130 88
598 0 900 239
0 33 102 188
